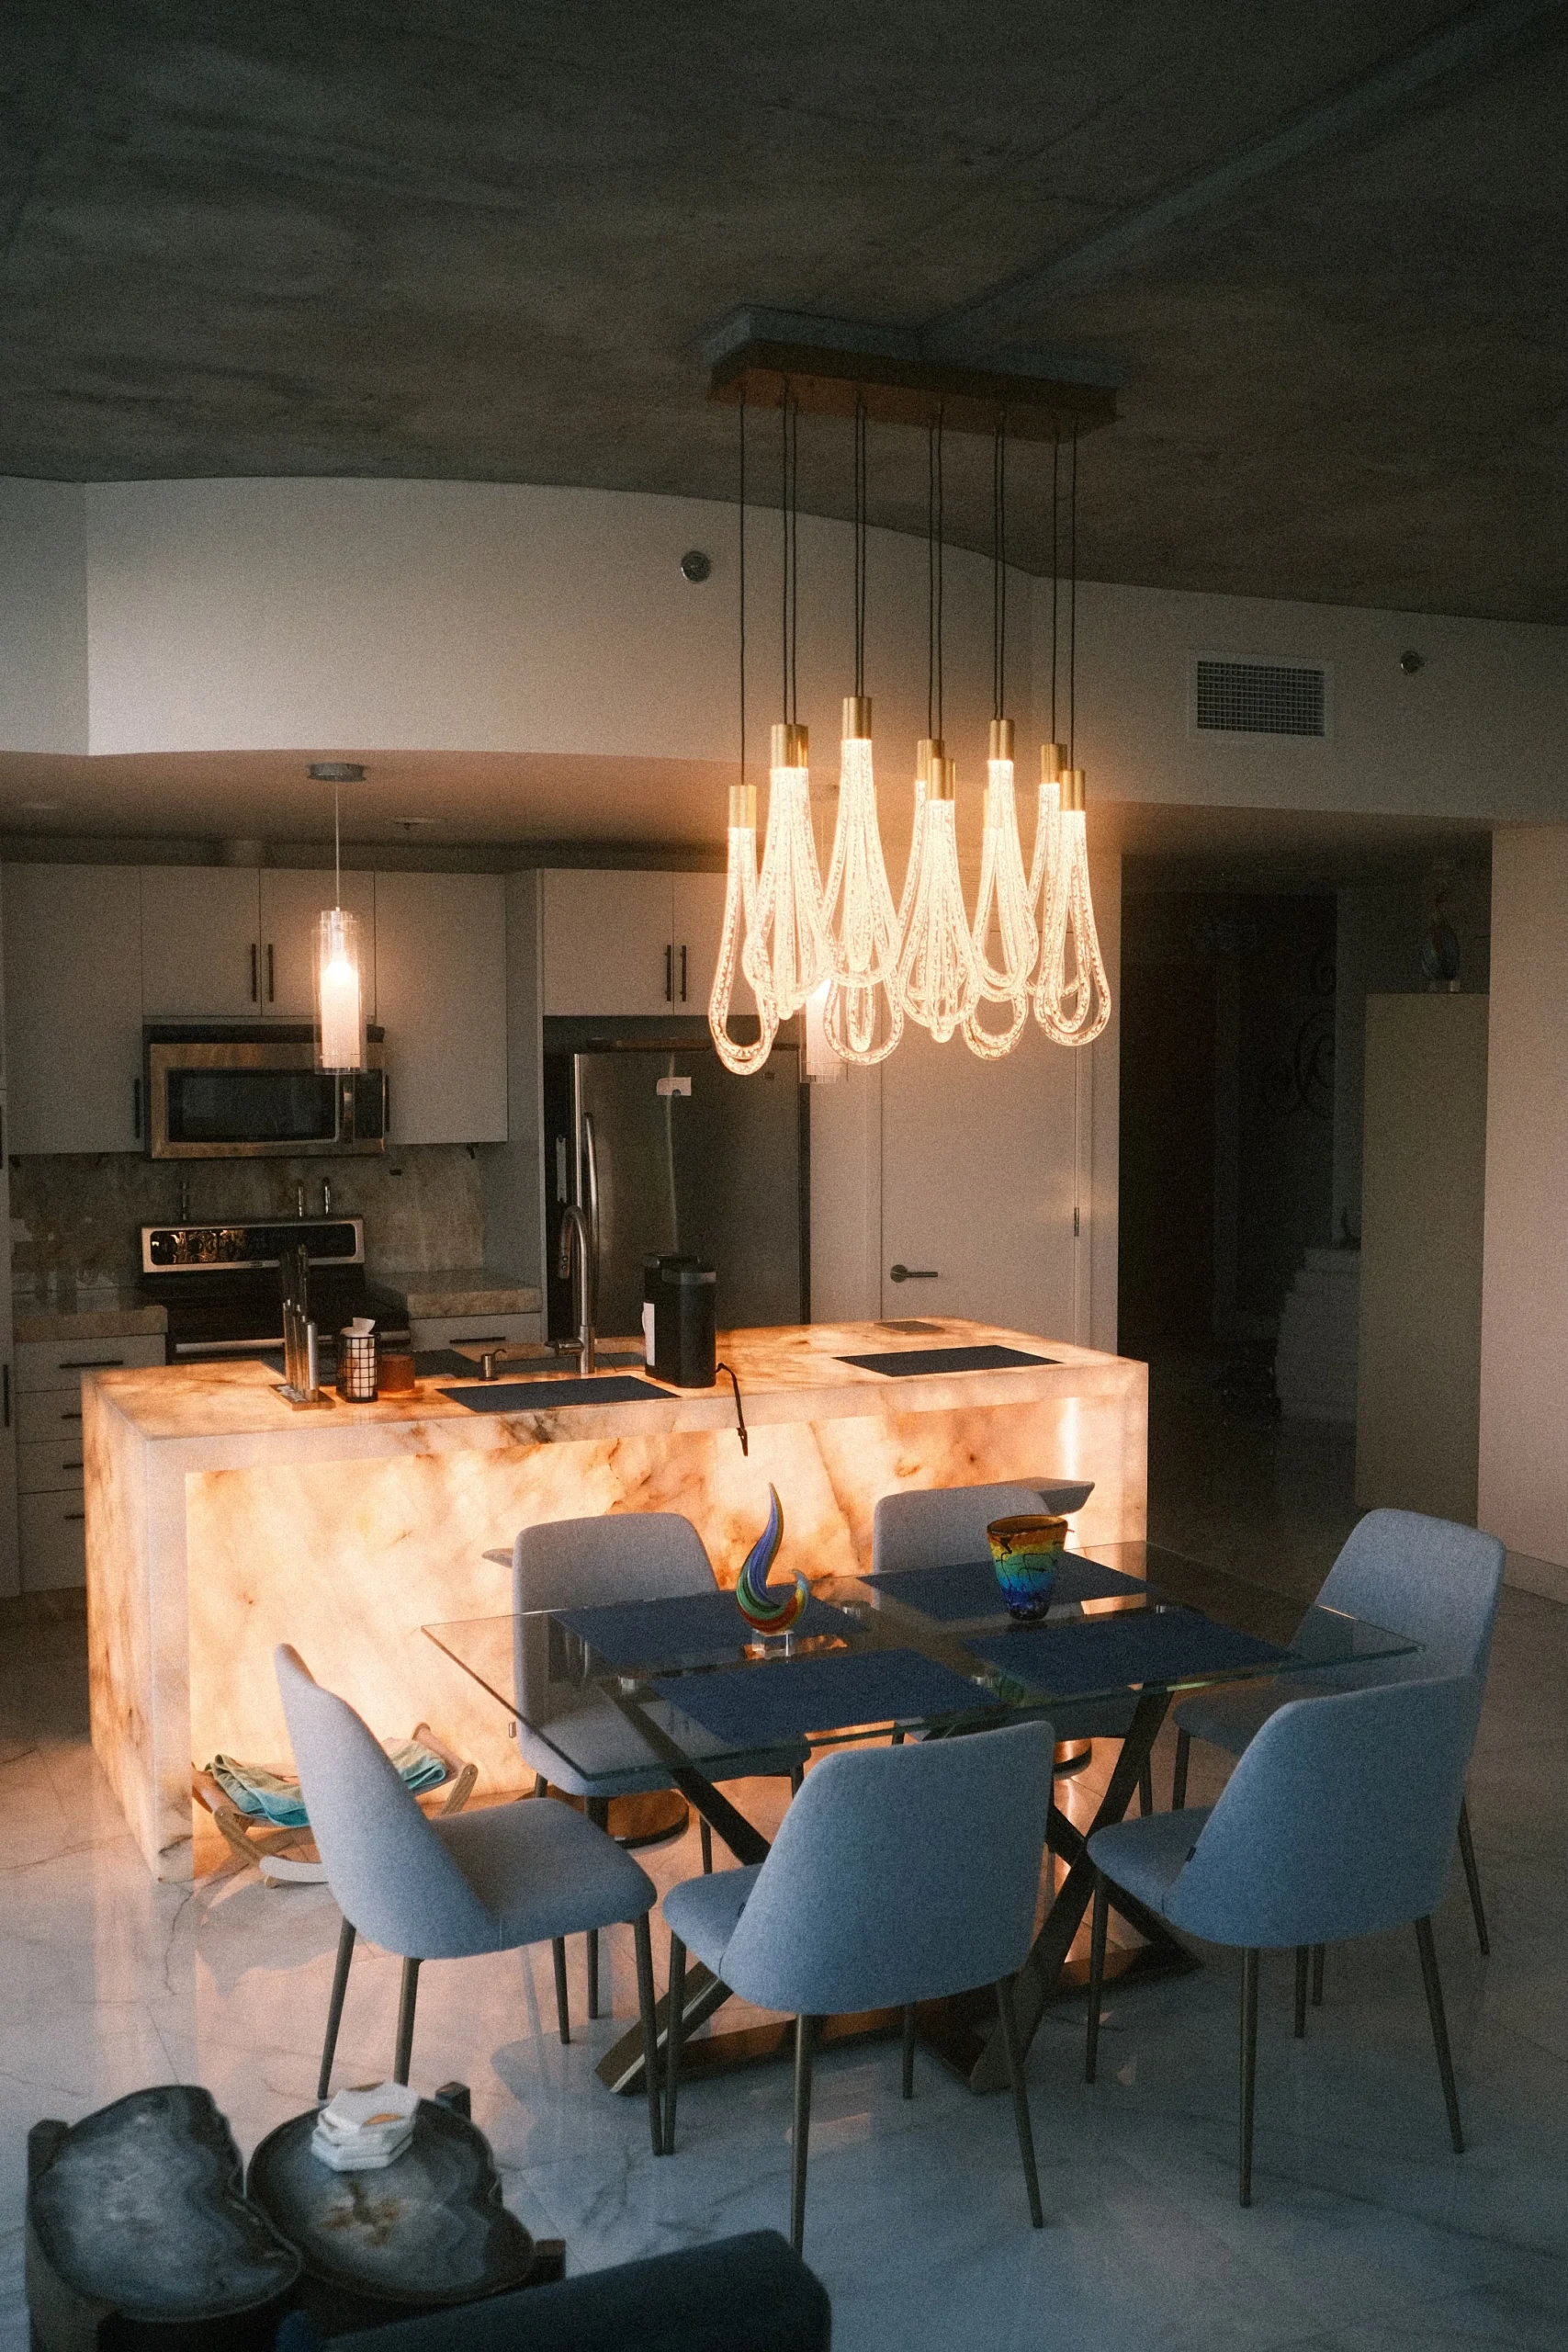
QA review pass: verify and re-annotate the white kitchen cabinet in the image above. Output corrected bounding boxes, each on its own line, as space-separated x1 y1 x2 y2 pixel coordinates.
141 868 265 1016
541 868 728 1017
258 869 377 1019
374 871 507 1144
15 1333 165 1590
3 865 144 1154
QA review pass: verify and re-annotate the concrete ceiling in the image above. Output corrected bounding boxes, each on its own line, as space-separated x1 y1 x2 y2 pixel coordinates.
3 3 1566 620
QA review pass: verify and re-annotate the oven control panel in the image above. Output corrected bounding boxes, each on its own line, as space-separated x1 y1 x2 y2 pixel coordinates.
141 1218 366 1272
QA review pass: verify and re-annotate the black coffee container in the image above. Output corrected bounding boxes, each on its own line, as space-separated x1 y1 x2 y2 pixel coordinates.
651 1259 716 1388
642 1252 696 1367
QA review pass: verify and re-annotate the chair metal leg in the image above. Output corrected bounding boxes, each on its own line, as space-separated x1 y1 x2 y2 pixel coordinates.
665 1935 688 2154
901 2004 916 2099
790 2015 818 2256
790 1763 804 1796
1311 1942 1325 2007
1171 1726 1190 1810
1456 1797 1490 1957
1085 1869 1109 2084
393 1956 421 2086
633 1913 663 2157
996 1975 1044 2228
1415 1916 1465 2155
1238 1949 1258 2206
533 1774 548 1799
551 1937 570 2045
700 1817 713 1874
1293 1945 1308 2039
317 1917 356 2101
586 1797 609 2018
1137 1757 1153 1817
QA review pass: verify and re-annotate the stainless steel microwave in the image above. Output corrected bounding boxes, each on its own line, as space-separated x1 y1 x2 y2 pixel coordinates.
142 1026 388 1159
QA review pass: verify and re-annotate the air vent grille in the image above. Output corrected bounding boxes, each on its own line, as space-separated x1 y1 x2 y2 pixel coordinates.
1195 657 1327 739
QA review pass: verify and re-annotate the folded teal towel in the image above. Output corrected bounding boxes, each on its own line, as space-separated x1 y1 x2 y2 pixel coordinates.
208 1741 447 1829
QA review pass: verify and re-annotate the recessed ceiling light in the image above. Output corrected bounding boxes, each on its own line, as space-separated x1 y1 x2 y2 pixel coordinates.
390 816 442 831
308 762 366 783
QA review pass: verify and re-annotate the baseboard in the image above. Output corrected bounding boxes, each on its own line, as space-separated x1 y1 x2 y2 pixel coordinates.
1503 1549 1568 1607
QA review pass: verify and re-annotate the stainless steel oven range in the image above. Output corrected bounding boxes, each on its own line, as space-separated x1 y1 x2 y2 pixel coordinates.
139 1217 376 1362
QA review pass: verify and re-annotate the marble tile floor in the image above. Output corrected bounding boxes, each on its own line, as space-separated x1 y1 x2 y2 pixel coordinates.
1 1567 1566 2352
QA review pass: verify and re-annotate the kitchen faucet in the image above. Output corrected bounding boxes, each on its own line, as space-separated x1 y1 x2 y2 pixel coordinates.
557 1204 597 1375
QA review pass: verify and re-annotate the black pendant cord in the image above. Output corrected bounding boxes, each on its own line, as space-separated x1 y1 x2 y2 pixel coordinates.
739 390 747 791
926 424 936 741
1067 425 1078 767
934 408 944 741
852 395 867 699
991 414 1008 722
790 395 799 725
1050 431 1060 746
779 380 800 727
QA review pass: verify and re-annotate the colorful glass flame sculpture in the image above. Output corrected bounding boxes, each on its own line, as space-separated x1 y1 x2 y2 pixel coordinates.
733 1484 809 1635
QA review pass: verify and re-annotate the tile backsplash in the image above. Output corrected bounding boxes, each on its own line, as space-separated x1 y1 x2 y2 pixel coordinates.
10 1145 487 1301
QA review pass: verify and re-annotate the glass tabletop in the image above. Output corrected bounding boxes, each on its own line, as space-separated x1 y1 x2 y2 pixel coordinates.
423 1540 1417 1790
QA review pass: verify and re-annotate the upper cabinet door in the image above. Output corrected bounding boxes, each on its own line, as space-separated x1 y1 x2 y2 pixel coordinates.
374 872 506 1145
541 871 674 1016
671 872 728 1016
4 865 145 1154
141 870 261 1016
258 869 377 1020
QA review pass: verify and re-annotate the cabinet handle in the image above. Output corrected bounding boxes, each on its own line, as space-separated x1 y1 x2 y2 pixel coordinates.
2 1364 8 1429
888 1264 940 1283
132 1077 141 1142
64 1510 85 1523
60 1409 83 1423
664 944 672 1003
680 944 688 1001
250 944 258 1002
61 1457 83 1470
267 943 275 1002
62 1357 123 1370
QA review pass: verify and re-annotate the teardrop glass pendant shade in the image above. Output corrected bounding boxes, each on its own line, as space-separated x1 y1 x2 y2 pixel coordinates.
897 756 981 1043
1033 768 1111 1047
744 723 831 1023
820 699 904 1066
964 718 1035 1060
1028 740 1065 956
710 785 779 1075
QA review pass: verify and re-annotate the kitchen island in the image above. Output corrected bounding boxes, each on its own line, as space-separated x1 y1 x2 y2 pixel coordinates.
84 1320 1146 1878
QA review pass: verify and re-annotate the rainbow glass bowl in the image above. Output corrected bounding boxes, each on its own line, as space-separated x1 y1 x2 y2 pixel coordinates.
987 1513 1067 1623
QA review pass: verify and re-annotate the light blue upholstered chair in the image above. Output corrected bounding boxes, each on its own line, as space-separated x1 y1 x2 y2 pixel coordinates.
510 1511 809 2030
1171 1509 1504 1963
870 1479 1147 1811
661 1718 1055 2252
275 1645 664 2155
1087 1674 1475 2204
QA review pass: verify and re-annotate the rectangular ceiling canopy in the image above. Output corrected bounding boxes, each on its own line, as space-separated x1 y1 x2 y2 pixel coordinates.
705 308 1117 442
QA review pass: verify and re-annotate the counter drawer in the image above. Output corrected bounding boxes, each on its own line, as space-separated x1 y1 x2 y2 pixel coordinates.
19 1437 85 1494
17 1390 87 1445
409 1313 542 1351
19 1490 86 1590
17 1335 166 1391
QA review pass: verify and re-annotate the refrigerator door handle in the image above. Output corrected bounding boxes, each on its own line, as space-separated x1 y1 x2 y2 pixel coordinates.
582 1110 602 1272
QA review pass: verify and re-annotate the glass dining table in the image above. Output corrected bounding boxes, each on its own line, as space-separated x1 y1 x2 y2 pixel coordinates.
425 1541 1416 2099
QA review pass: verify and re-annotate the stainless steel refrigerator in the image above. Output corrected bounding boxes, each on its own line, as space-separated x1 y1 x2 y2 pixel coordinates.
544 1038 807 1342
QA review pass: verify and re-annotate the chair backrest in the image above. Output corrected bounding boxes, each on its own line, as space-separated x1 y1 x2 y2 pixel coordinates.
1168 1674 1475 1950
871 1482 1068 1577
274 1646 495 1959
1316 1508 1504 1685
513 1511 716 1612
716 1718 1055 2015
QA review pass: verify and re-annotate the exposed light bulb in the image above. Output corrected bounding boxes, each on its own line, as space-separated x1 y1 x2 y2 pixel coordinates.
315 906 365 1072
964 717 1035 1059
897 755 980 1043
819 698 904 1066
744 722 831 1022
710 784 778 1075
1033 767 1111 1047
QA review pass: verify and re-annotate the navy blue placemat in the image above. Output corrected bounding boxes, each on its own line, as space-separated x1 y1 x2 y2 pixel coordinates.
652 1648 987 1748
837 1345 1057 1377
555 1590 860 1672
441 1376 670 1412
970 1612 1292 1700
865 1555 1146 1621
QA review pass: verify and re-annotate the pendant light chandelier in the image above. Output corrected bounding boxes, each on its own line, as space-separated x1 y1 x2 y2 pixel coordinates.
309 763 366 1073
705 318 1115 1074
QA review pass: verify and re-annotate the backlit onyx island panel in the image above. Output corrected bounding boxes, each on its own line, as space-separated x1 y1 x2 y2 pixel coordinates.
84 1320 1147 1880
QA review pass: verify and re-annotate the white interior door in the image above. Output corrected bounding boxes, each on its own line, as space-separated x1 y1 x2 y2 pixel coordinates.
879 1025 1079 1341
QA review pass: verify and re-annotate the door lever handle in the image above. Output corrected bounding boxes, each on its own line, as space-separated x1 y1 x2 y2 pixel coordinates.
889 1264 939 1283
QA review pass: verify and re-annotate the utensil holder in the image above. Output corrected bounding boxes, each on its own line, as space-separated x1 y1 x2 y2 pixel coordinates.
337 1329 378 1402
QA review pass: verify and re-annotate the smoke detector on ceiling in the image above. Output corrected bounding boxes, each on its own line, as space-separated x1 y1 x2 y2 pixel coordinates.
308 762 366 783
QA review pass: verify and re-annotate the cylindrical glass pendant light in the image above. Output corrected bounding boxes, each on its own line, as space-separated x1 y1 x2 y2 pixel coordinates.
314 780 365 1072
964 716 1035 1059
897 755 980 1042
711 785 779 1075
1033 767 1110 1046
